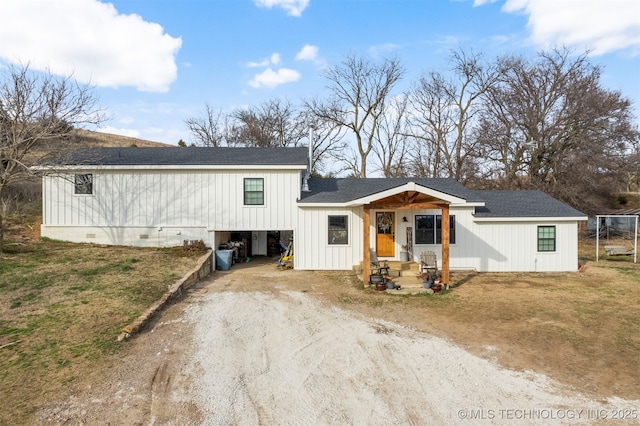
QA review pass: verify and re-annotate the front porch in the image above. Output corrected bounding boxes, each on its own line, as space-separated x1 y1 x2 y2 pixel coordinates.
360 182 462 288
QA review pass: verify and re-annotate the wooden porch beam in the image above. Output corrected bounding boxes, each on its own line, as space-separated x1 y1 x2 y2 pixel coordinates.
363 207 371 286
441 204 450 285
368 202 444 210
390 192 423 206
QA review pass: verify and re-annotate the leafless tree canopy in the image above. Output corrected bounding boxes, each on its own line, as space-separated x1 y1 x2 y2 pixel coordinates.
0 64 103 252
229 98 307 148
306 54 404 177
406 50 496 182
184 49 638 213
373 95 411 177
184 103 227 147
472 48 638 213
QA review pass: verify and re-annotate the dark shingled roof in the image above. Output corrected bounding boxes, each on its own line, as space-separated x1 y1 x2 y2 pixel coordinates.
299 179 585 218
56 148 585 219
60 146 310 166
472 190 586 218
299 178 483 203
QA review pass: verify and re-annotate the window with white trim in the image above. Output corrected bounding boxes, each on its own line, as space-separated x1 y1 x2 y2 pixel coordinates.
328 215 348 245
537 226 556 252
244 178 264 205
74 174 93 195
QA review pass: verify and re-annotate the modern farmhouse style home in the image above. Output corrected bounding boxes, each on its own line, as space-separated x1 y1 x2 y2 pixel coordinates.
38 146 587 283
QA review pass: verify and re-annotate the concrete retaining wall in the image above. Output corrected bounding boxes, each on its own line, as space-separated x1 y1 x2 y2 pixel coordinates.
118 249 213 341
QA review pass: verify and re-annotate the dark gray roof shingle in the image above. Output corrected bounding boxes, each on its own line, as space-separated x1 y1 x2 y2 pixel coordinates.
299 178 483 203
60 147 310 166
300 179 585 218
472 190 586 218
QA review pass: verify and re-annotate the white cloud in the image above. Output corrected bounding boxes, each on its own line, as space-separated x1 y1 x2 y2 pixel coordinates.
247 53 281 68
296 45 319 61
254 0 309 17
249 68 301 88
501 0 640 55
247 59 271 68
0 0 182 92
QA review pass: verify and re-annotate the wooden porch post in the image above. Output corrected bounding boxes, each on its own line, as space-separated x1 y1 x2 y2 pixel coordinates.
363 206 371 286
441 204 450 285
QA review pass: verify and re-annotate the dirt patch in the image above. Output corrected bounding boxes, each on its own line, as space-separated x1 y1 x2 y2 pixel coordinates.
36 258 640 425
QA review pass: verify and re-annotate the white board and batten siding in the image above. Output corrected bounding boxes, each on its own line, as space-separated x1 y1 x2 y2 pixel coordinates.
295 206 363 270
397 207 580 273
469 220 580 272
294 205 580 272
41 168 302 247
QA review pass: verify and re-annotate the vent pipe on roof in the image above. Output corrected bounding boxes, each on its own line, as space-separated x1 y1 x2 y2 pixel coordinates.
302 125 315 192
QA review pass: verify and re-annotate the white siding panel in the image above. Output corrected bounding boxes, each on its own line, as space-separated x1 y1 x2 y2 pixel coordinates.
296 207 363 270
470 221 579 272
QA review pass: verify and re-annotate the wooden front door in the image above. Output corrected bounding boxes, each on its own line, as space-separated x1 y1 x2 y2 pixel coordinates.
376 212 395 257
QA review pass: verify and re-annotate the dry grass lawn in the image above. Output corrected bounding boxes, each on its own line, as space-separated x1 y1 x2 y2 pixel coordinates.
0 206 205 424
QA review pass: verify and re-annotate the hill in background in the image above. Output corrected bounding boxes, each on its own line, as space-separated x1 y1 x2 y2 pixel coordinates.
73 129 172 148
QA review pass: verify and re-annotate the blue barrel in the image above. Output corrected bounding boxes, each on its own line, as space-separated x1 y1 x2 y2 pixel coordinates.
216 249 234 271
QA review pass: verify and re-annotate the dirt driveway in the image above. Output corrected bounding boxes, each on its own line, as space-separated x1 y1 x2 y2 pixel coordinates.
39 260 639 425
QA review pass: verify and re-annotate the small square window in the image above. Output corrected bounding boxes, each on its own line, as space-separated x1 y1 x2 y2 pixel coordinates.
244 178 264 205
74 174 93 195
328 215 348 245
538 226 556 252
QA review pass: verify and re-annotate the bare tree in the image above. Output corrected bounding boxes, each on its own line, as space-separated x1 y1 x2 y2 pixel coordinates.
297 109 347 176
474 47 638 213
306 54 404 177
184 103 228 147
229 98 307 148
373 95 411 177
0 64 103 252
407 50 495 182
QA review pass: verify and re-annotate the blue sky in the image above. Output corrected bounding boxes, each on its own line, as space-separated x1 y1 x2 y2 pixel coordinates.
1 0 639 144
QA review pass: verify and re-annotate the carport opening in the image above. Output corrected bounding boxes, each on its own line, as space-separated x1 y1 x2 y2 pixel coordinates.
216 230 293 266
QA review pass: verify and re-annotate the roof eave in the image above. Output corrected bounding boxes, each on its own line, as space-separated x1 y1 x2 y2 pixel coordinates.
33 164 308 171
474 216 588 222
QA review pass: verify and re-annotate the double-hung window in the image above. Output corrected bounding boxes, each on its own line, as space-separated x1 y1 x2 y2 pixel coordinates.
415 214 455 244
244 178 264 205
537 226 556 252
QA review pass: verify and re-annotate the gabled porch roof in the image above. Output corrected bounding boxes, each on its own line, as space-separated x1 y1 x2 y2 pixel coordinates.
298 178 484 207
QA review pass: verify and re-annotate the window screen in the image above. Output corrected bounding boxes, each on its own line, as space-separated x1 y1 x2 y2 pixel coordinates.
244 178 264 205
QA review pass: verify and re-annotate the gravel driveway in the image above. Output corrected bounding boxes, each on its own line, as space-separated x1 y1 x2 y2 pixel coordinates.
40 261 639 425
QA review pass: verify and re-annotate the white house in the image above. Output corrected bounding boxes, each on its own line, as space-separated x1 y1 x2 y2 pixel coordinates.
38 147 587 280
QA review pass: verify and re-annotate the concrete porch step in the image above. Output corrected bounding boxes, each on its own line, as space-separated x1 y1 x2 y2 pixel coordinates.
354 261 421 278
